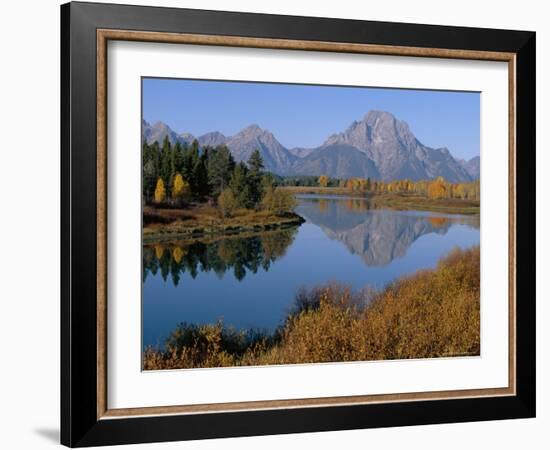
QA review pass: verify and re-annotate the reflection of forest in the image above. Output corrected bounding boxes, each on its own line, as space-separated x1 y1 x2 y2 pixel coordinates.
143 227 299 285
296 197 480 266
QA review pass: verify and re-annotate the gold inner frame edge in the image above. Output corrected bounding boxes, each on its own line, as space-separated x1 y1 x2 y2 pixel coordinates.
96 29 517 420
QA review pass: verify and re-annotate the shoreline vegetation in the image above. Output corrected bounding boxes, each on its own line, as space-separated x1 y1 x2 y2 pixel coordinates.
143 138 302 241
142 137 480 241
280 187 479 215
143 204 304 243
143 246 480 370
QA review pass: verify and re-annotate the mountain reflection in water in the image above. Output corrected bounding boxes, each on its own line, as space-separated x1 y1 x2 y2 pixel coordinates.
144 195 479 285
295 195 479 266
142 195 480 347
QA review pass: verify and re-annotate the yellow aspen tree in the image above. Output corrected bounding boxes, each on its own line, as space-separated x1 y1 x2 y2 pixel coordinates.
154 177 166 204
455 184 466 199
318 175 329 187
427 176 446 199
172 173 191 203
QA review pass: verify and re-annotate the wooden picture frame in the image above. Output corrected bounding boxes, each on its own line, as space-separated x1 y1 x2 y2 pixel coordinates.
61 1 535 447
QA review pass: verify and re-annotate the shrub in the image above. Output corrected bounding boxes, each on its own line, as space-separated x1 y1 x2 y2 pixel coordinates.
143 246 480 370
261 187 297 215
217 188 238 218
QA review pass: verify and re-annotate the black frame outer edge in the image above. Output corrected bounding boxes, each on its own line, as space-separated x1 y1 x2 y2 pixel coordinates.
60 2 71 447
60 2 536 447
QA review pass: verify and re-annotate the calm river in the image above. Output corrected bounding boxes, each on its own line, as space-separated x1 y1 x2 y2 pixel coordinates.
142 195 480 349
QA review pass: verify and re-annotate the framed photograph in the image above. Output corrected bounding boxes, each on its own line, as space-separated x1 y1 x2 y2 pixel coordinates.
61 1 535 447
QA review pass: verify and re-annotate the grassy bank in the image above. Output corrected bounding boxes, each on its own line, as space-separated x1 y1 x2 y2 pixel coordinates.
143 246 480 369
279 186 355 196
143 204 305 243
279 187 479 214
370 194 479 214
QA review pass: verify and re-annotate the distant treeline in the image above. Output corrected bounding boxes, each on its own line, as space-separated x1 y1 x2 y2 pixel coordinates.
277 174 480 201
333 176 480 200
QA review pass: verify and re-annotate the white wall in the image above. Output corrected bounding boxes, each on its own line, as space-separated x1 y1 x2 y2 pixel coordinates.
0 1 546 449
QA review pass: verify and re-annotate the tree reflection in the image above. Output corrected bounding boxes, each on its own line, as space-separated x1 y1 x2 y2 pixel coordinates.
143 227 298 285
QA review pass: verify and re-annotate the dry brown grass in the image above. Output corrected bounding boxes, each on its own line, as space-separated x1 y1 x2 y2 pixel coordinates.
279 186 353 196
143 246 480 370
370 193 480 215
143 203 304 242
279 187 480 214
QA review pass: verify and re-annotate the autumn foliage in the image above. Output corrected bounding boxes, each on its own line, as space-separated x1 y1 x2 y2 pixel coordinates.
341 175 480 201
427 176 447 199
318 175 329 187
153 178 166 204
172 173 191 203
217 188 238 218
143 246 480 369
261 187 297 215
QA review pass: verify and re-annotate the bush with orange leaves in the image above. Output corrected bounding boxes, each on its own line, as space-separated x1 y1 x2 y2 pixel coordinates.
143 246 480 370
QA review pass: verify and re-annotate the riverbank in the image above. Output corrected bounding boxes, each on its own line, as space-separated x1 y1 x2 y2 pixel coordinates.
279 187 479 214
370 194 479 214
144 224 298 250
143 204 305 243
143 246 480 369
279 186 353 196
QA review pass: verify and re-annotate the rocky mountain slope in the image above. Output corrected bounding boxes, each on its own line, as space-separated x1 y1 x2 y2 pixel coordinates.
142 111 476 182
458 156 480 179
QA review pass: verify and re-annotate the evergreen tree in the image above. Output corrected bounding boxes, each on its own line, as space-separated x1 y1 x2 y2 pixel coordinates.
247 149 264 207
193 151 210 199
229 162 251 208
173 142 185 175
151 141 161 181
143 160 156 202
248 149 264 173
189 141 201 192
160 136 172 194
207 145 235 198
142 142 154 201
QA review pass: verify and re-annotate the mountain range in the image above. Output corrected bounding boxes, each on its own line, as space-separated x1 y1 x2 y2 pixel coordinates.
142 110 479 182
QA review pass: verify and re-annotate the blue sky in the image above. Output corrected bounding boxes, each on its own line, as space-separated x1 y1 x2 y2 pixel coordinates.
143 78 480 160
